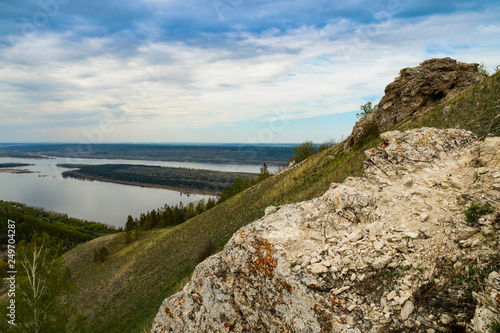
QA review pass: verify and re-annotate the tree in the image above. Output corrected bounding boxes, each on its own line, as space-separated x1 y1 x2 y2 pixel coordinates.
93 246 110 263
14 235 73 332
356 101 376 119
217 177 251 203
256 163 271 182
125 215 134 243
133 218 139 239
319 138 338 152
291 140 318 163
206 197 217 210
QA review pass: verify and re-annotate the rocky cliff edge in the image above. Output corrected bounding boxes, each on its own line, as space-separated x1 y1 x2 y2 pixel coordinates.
344 58 484 152
152 128 500 333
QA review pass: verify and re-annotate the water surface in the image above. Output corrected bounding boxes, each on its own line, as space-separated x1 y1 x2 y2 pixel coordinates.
0 156 269 228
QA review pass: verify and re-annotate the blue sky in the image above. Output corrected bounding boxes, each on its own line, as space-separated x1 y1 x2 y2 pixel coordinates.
0 0 499 143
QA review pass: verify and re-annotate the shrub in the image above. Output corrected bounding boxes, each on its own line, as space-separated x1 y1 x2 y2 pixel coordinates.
464 201 494 226
354 122 380 150
291 140 318 163
489 319 500 333
93 246 110 263
319 138 338 152
478 63 490 77
356 101 376 119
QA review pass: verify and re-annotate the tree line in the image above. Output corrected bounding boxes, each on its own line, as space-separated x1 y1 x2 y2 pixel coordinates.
123 163 273 241
0 163 33 168
3 144 295 165
61 164 257 194
0 201 116 249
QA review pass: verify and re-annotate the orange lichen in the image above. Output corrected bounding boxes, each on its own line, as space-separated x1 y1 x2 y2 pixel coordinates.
172 296 185 307
282 280 292 293
248 237 278 278
164 306 174 319
224 321 234 331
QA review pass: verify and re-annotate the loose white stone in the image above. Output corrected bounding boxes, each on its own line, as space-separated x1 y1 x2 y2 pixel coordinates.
348 229 364 242
310 263 328 274
372 255 392 270
386 290 397 301
373 240 384 250
400 300 415 321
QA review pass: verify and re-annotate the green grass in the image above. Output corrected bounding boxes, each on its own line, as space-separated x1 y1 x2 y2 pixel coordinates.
60 71 500 332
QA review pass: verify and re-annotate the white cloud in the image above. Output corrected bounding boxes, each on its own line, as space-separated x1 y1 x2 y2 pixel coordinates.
0 6 499 142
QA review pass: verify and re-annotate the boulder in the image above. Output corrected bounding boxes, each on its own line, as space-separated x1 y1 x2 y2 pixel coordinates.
344 58 484 152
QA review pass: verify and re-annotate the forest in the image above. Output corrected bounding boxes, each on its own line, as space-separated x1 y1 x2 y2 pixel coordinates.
125 164 272 233
0 163 33 168
0 143 295 165
0 201 116 249
60 163 258 194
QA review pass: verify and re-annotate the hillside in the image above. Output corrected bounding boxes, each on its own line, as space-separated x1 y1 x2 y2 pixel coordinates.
61 62 499 332
0 201 115 248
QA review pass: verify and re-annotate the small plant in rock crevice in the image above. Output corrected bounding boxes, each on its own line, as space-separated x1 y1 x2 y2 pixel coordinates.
489 318 500 333
463 201 494 226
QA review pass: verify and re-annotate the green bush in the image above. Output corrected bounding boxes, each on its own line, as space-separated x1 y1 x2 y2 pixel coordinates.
464 201 494 226
93 246 110 263
478 63 490 77
291 140 318 163
354 122 380 150
489 319 500 333
356 101 376 119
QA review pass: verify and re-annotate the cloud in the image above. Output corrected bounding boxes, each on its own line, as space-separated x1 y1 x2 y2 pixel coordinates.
0 0 499 142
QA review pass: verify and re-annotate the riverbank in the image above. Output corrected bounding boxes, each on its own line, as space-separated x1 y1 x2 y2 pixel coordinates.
61 164 257 195
0 169 34 174
62 170 222 195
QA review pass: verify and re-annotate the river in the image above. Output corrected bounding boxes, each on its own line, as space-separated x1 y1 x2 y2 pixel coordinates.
0 156 274 228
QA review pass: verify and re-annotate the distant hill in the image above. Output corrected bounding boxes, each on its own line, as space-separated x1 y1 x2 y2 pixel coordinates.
0 144 295 165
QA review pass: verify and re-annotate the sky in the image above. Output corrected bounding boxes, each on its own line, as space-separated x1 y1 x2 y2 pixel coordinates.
0 0 499 143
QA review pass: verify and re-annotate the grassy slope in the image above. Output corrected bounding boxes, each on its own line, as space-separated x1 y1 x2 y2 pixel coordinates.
63 72 500 332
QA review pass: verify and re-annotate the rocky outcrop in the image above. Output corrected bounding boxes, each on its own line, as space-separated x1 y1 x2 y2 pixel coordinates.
344 58 485 152
152 128 499 333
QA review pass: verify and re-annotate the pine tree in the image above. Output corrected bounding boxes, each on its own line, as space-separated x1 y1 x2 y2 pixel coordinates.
125 215 134 243
257 163 271 182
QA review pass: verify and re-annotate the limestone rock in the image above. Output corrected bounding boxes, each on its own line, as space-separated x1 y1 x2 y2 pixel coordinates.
310 263 328 274
400 300 415 321
372 255 392 270
472 271 500 332
264 206 277 216
344 58 484 152
456 227 479 241
151 128 499 333
347 229 363 242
